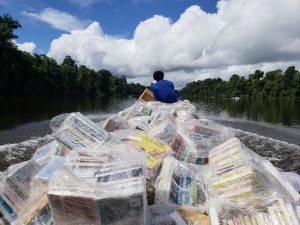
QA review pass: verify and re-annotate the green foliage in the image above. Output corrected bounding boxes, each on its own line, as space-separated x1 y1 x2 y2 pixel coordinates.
0 14 144 98
181 68 300 99
0 13 21 48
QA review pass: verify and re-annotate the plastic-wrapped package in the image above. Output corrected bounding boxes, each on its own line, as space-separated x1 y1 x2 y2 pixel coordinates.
155 157 207 211
297 205 300 223
145 101 164 109
148 119 208 165
127 116 151 132
0 159 39 221
111 130 173 180
54 112 109 149
209 197 300 225
102 114 129 132
148 121 178 146
118 102 152 120
117 107 137 120
172 100 196 120
50 113 69 132
281 172 300 192
0 196 18 224
47 144 147 225
11 194 51 225
32 140 70 166
148 205 176 225
23 203 52 225
34 156 65 183
175 119 234 164
149 111 175 126
131 102 152 116
208 137 300 212
130 131 173 179
178 119 233 151
170 208 209 225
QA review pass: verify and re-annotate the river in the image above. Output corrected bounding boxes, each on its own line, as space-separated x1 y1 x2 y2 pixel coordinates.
0 96 299 173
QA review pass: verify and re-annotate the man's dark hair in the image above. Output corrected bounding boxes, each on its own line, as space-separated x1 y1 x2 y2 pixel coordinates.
153 71 164 81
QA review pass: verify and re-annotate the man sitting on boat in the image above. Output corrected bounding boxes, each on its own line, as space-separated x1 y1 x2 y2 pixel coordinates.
152 71 182 103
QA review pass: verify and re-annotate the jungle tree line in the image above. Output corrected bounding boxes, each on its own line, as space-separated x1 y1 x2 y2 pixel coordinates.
0 14 145 97
181 67 300 99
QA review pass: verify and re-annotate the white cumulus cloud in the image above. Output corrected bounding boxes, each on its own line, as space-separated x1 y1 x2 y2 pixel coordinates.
24 8 90 32
15 41 36 54
48 0 300 88
69 0 111 8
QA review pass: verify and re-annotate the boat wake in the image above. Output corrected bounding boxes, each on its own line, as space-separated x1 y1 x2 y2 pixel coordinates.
0 114 299 173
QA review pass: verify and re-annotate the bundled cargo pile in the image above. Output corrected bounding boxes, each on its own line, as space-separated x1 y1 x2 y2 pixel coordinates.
0 91 299 225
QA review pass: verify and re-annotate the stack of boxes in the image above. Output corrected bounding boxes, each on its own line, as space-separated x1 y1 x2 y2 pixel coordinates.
208 137 300 225
0 99 299 225
55 112 109 149
47 145 147 225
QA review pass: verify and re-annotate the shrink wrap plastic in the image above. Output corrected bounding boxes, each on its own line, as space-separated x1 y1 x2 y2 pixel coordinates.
281 172 300 192
148 120 178 145
127 116 151 132
110 130 173 180
170 208 209 225
130 102 152 117
2 99 300 225
0 160 39 221
32 140 70 166
47 144 147 225
176 119 234 162
149 205 210 225
146 100 196 120
54 112 109 149
155 157 208 212
0 160 52 225
148 120 207 165
178 119 233 149
172 100 197 121
149 111 175 126
208 198 300 225
148 205 176 225
34 156 65 183
118 102 152 120
11 194 51 225
208 137 300 224
50 113 69 132
103 114 129 132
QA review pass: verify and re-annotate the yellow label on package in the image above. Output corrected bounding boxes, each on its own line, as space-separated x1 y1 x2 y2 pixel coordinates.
131 133 171 169
176 208 209 225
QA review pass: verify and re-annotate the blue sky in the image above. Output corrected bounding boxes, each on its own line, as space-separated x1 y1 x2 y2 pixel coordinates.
1 0 299 87
1 0 218 53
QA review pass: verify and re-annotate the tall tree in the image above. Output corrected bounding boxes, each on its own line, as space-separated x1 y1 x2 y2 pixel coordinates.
0 13 21 48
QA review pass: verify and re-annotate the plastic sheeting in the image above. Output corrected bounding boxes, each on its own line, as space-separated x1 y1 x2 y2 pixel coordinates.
110 130 173 180
155 157 207 211
33 140 70 166
54 112 109 149
209 198 300 225
103 115 129 132
207 137 300 224
1 98 300 225
48 144 147 225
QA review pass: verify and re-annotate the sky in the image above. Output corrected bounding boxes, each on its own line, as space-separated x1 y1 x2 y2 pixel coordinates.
1 0 300 88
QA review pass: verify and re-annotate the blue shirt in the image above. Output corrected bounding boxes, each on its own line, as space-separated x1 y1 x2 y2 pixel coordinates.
152 80 179 103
